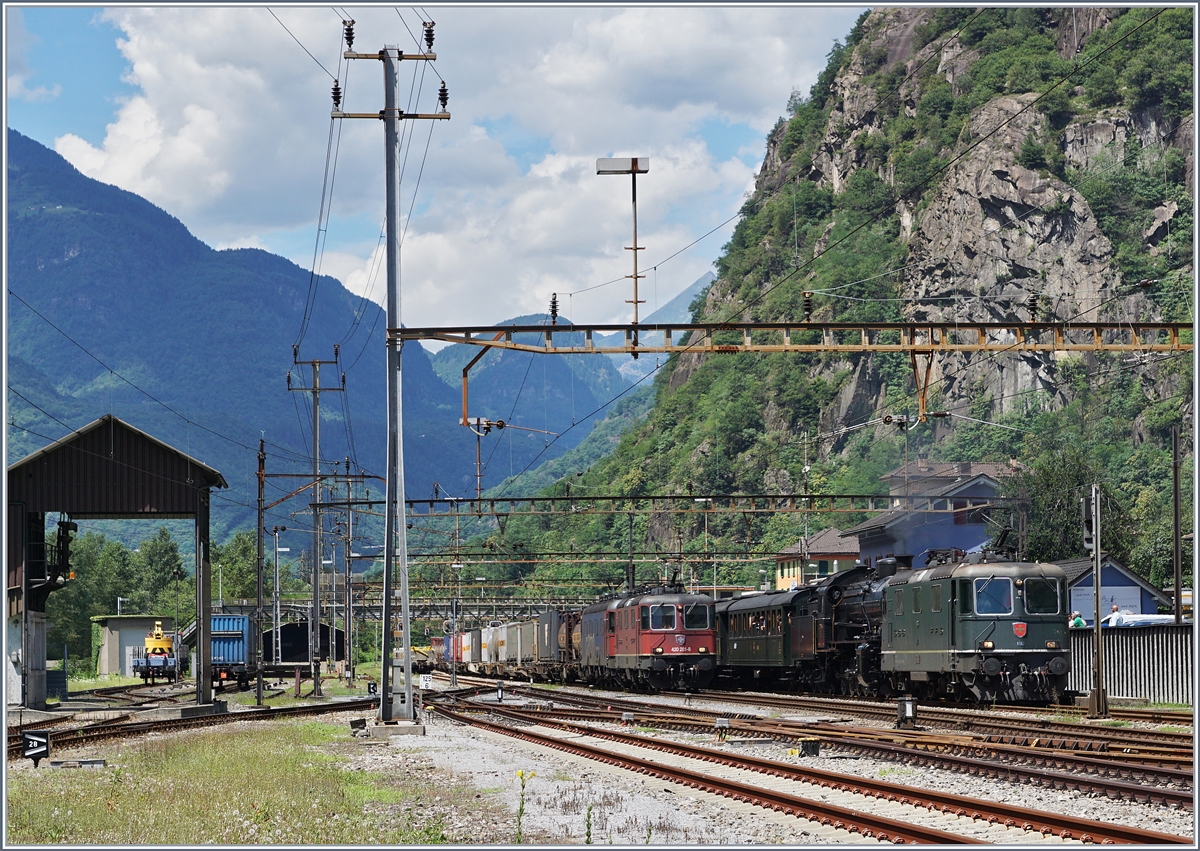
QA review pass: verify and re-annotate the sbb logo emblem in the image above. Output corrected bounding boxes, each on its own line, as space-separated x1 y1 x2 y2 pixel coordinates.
1012 622 1027 638
675 635 687 646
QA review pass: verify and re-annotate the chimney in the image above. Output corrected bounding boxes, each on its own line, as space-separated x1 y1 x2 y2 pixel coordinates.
956 461 971 475
917 452 932 472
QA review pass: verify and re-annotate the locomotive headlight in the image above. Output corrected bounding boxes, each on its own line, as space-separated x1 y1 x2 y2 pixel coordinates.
980 640 995 650
654 647 664 655
698 647 707 653
1045 640 1059 650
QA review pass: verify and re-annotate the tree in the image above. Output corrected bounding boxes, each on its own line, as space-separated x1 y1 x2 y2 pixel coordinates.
136 526 184 602
211 531 260 603
1003 444 1135 565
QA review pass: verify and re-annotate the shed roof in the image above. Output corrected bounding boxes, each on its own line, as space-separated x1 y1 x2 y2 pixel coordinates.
8 414 226 518
777 526 859 558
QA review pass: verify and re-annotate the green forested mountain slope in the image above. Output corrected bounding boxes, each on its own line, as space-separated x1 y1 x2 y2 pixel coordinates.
462 7 1193 595
6 127 468 536
6 128 666 539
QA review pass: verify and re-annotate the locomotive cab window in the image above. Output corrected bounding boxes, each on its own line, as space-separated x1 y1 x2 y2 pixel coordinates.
640 606 650 630
649 605 676 630
974 576 1013 615
607 612 615 633
683 603 710 630
1023 577 1060 614
957 579 973 614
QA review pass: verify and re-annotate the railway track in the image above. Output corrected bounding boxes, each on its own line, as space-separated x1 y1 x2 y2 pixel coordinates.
7 698 379 761
475 686 1192 805
672 690 1195 749
433 699 1190 844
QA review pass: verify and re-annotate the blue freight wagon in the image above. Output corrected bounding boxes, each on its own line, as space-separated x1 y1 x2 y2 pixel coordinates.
211 614 252 689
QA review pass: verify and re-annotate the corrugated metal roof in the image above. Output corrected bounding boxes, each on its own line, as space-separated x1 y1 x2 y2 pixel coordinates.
8 414 227 517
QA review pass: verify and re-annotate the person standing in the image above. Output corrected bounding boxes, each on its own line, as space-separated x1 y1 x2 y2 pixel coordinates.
1070 611 1086 628
1105 604 1125 626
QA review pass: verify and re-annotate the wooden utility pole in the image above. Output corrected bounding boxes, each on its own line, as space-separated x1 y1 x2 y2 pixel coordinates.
1173 425 1182 625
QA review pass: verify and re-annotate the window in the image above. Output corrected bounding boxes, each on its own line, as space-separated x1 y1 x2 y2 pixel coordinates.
649 605 676 630
954 498 989 525
912 587 922 614
684 603 710 630
931 584 942 613
607 611 615 632
1023 577 1060 614
640 606 650 630
958 579 973 615
974 577 1013 615
893 589 904 616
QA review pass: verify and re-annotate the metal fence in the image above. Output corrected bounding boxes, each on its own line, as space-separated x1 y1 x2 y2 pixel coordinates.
1069 624 1194 705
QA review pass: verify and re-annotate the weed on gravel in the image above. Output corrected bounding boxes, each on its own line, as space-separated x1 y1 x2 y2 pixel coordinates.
7 720 452 845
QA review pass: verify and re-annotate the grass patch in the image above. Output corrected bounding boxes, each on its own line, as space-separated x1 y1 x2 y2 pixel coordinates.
7 720 451 845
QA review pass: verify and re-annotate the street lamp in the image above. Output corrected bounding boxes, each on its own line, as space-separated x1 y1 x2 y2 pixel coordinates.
271 526 288 665
597 156 650 356
694 498 713 598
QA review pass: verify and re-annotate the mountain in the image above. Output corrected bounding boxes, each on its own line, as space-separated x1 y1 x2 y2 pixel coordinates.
463 7 1194 591
5 127 479 538
428 313 635 494
595 271 717 381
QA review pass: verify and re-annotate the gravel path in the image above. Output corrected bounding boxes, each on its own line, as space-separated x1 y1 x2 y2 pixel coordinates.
343 688 1195 845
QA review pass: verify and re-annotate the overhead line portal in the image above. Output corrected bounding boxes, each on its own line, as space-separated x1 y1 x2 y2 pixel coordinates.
393 320 1192 355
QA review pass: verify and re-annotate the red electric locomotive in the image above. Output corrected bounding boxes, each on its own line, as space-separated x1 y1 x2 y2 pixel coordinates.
579 583 716 690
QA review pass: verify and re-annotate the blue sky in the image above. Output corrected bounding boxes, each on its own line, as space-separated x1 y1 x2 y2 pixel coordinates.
5 5 866 327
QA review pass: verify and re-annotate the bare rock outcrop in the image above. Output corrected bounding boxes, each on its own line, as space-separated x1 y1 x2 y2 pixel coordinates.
900 94 1131 413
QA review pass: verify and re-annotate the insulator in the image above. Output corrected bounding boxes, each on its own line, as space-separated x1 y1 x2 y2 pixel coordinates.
343 20 355 51
286 372 292 389
802 291 814 321
341 373 346 389
424 21 435 50
1027 293 1038 320
549 293 559 325
438 81 449 112
333 343 340 360
331 80 342 110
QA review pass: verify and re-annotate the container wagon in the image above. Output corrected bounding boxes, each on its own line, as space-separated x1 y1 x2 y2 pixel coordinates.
211 614 252 689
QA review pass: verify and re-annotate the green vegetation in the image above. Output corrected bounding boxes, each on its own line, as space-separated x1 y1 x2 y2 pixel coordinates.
6 721 453 845
445 8 1192 600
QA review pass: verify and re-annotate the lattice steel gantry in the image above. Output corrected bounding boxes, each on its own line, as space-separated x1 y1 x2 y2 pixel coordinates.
394 319 1193 421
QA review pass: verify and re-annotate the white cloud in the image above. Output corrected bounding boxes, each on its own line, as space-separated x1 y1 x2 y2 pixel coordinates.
45 5 865 327
5 8 61 102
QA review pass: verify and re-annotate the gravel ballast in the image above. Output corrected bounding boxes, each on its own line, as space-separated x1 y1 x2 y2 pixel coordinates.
345 688 1195 845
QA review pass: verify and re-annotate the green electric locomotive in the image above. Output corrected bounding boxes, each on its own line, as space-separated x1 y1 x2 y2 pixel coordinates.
715 546 1071 704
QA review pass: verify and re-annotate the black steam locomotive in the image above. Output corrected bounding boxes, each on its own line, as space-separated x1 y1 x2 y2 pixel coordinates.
715 548 1071 703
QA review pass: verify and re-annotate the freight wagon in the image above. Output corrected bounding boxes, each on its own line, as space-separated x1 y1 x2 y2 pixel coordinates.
211 614 252 689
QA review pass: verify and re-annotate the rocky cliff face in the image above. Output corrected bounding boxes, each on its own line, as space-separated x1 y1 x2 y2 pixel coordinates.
743 7 1192 455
